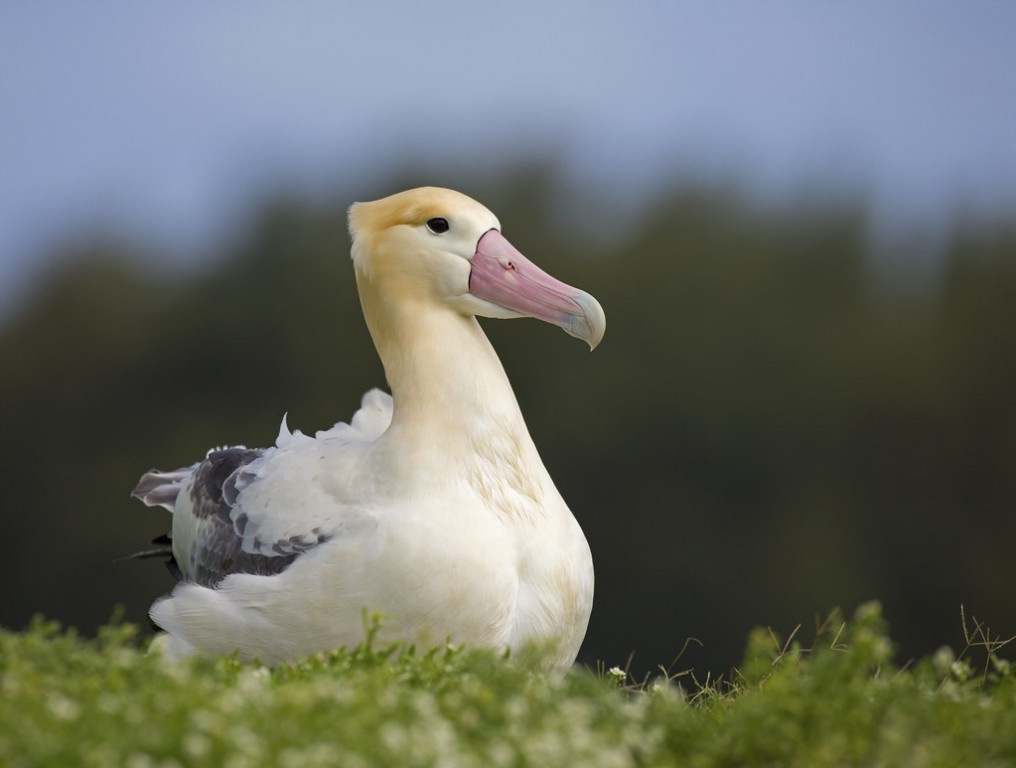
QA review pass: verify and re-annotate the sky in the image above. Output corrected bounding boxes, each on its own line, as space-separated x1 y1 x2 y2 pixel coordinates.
2 2 1015 315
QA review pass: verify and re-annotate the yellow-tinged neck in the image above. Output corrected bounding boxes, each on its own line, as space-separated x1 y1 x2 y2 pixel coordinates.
356 268 543 484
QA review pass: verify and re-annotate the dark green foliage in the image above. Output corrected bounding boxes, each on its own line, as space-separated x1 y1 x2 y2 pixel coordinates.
0 169 1014 677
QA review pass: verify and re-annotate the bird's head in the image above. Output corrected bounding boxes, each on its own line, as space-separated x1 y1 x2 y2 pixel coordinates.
348 187 605 349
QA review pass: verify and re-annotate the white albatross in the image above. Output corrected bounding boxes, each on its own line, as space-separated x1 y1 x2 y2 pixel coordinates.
132 186 605 670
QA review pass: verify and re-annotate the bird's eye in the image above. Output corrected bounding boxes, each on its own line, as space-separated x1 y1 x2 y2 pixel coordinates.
426 217 450 234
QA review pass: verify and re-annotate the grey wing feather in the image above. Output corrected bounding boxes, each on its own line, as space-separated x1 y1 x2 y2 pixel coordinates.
185 447 309 586
133 447 329 587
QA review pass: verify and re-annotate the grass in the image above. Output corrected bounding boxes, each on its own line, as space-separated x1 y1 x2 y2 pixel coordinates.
1 602 1014 767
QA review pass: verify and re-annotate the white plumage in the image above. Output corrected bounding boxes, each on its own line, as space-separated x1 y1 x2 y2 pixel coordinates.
132 187 605 670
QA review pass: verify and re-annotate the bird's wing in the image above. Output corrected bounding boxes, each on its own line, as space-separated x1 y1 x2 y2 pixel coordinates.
169 388 392 586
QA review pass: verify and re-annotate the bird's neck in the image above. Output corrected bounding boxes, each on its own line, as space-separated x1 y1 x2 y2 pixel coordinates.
358 278 541 473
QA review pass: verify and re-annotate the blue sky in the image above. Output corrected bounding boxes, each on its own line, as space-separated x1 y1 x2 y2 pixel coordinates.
2 2 1015 313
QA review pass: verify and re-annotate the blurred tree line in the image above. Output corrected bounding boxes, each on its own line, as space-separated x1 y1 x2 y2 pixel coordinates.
1 167 1013 676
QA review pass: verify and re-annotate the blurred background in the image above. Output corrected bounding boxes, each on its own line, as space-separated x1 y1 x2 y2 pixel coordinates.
2 3 1014 677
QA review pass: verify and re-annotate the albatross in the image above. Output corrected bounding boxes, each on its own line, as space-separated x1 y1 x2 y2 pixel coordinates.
132 187 605 670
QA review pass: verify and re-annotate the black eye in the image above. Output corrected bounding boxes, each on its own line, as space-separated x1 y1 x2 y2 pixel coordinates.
426 217 450 234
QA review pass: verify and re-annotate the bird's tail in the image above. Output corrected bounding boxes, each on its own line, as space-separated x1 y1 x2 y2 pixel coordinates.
131 466 195 512
130 466 195 582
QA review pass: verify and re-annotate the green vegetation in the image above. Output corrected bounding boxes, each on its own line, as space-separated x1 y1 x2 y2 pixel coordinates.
2 168 1015 675
2 603 1013 767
